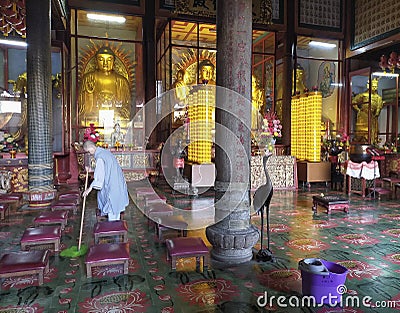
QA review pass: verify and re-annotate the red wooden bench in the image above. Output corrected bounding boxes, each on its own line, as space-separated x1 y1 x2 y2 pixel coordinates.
51 199 79 215
20 225 62 253
154 215 188 242
34 210 69 230
0 204 9 220
93 220 128 244
166 237 209 272
0 250 50 289
312 195 349 214
85 243 130 278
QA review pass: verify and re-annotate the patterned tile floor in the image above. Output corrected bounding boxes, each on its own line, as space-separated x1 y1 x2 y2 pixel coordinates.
0 179 399 313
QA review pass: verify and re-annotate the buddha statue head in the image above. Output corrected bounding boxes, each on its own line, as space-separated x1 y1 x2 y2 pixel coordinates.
292 64 307 95
95 46 116 73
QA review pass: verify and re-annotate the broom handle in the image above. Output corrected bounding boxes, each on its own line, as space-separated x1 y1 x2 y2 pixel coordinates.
78 169 89 250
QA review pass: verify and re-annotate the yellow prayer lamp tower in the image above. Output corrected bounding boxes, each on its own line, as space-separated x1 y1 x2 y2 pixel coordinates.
291 91 322 162
291 95 300 158
306 91 322 162
187 86 215 164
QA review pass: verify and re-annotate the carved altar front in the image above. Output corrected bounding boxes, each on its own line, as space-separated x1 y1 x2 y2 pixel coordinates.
75 146 160 183
112 149 160 181
0 155 28 193
251 155 297 191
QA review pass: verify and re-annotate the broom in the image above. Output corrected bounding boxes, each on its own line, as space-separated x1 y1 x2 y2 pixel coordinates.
60 169 89 257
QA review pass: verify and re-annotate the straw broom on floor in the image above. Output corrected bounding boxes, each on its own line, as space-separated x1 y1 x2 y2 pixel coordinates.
60 169 89 257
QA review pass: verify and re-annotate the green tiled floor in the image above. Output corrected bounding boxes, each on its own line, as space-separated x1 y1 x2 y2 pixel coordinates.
0 180 399 312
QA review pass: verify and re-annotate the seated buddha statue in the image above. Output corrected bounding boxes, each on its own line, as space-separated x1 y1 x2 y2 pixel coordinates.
79 46 131 124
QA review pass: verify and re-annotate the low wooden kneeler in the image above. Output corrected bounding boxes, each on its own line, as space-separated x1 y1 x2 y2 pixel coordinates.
93 220 128 244
154 215 188 242
34 210 69 230
0 204 9 220
85 243 130 278
166 237 209 272
0 249 50 288
51 199 79 215
20 225 62 253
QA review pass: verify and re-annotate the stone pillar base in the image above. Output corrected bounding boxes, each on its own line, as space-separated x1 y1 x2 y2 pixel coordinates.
206 224 260 264
26 190 57 209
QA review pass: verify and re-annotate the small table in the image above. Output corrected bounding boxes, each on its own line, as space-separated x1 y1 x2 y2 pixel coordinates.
298 161 331 188
312 195 349 214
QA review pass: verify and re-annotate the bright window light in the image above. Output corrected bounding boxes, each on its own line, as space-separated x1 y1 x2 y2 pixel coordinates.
372 72 399 78
330 83 343 87
87 13 126 23
0 39 27 47
309 41 336 49
0 100 22 113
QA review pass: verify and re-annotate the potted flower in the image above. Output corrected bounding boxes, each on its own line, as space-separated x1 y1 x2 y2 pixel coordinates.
1 132 19 157
254 111 282 154
262 111 282 143
83 123 100 143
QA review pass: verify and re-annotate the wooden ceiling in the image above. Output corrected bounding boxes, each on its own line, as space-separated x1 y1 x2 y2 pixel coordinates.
170 20 271 45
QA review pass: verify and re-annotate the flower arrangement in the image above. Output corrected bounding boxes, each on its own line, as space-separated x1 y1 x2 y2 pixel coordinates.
254 111 282 153
322 128 350 156
262 111 282 140
255 131 275 153
83 123 100 143
0 132 19 152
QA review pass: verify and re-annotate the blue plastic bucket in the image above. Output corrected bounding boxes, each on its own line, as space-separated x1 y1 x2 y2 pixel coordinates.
299 258 348 306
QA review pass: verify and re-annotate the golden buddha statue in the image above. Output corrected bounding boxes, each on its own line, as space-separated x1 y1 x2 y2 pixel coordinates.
292 64 307 95
198 59 216 85
252 75 265 130
172 69 191 107
352 78 383 143
79 46 131 124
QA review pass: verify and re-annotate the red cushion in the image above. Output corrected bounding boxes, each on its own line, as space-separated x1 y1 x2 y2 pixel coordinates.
166 237 208 257
51 202 77 210
59 190 80 196
0 193 23 201
53 198 79 206
148 202 174 213
157 216 188 229
21 226 61 243
85 243 130 263
58 194 80 201
94 220 128 234
34 211 68 223
0 250 50 273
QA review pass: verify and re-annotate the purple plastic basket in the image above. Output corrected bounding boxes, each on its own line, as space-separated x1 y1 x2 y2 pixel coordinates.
299 258 348 306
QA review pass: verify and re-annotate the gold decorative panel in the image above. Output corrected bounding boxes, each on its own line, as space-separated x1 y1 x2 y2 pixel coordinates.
299 0 341 30
353 0 400 48
173 0 272 25
251 155 297 190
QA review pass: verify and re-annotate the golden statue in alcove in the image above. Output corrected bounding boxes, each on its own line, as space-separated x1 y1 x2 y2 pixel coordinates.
352 78 383 143
78 42 134 125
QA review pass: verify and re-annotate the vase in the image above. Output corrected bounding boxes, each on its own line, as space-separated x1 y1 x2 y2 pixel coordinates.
9 150 17 159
